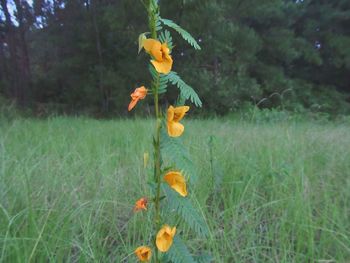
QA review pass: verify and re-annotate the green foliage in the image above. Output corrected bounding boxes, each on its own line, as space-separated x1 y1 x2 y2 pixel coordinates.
160 130 198 183
155 12 163 32
1 0 350 115
163 185 210 238
148 65 168 94
149 65 202 104
150 2 207 261
158 76 169 95
160 18 201 50
159 30 174 50
165 72 202 107
163 235 196 263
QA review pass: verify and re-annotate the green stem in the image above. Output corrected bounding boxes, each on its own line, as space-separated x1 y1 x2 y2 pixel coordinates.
154 73 161 224
153 73 161 263
153 72 161 226
148 1 162 262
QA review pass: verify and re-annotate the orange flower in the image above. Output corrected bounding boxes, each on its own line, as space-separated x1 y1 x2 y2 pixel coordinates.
135 246 152 261
156 225 176 252
128 86 148 111
134 197 148 212
167 105 190 137
143 39 173 74
164 171 188 197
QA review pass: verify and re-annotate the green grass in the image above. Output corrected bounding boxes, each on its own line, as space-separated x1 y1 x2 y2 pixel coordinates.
0 117 349 262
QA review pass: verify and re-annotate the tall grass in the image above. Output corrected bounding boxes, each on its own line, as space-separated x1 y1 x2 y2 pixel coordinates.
0 117 349 262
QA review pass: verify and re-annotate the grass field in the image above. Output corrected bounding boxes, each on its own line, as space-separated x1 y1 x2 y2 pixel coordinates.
0 117 349 262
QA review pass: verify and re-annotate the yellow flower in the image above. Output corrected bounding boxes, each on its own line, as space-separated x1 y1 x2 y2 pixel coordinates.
143 38 173 74
167 105 190 137
134 197 148 212
164 171 188 197
135 246 152 261
156 225 176 252
128 86 148 111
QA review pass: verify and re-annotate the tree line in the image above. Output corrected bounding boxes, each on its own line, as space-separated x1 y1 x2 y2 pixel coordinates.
0 0 349 116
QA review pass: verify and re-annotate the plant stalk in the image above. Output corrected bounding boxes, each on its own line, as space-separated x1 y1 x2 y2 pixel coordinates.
148 1 162 262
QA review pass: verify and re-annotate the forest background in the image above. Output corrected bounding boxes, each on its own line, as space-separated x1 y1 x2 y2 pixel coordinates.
0 0 350 117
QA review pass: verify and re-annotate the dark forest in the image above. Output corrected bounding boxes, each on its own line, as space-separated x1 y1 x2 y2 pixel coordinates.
1 0 350 116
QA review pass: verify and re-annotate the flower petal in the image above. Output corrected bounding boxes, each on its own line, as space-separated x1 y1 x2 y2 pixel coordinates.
167 105 175 122
143 39 163 61
164 172 188 197
151 57 173 74
128 98 139 111
161 43 171 55
173 106 190 122
143 39 160 53
151 45 163 62
156 225 176 252
167 121 184 137
134 86 148 99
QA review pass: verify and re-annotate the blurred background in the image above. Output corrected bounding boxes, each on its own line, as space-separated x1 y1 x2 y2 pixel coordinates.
1 2 350 262
0 0 349 117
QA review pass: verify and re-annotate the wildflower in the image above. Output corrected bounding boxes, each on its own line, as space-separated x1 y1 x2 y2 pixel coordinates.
134 197 148 212
143 39 173 74
167 105 190 137
164 171 188 197
156 225 176 252
135 246 152 261
128 86 148 111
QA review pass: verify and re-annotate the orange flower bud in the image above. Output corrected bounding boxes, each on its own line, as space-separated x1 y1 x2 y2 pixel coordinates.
134 197 148 212
128 86 148 111
135 246 152 261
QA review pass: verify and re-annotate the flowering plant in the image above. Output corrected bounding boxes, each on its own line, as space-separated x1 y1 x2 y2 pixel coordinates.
129 1 209 262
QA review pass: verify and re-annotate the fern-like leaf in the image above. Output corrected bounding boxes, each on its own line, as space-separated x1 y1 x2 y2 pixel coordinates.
148 64 158 80
149 64 168 94
149 66 201 101
160 18 201 50
165 71 202 107
163 185 209 237
163 235 196 263
155 12 163 31
159 30 174 50
158 75 168 94
161 130 197 183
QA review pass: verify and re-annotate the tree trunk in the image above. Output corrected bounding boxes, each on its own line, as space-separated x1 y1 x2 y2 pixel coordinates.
91 0 109 113
0 16 7 88
0 31 9 95
13 0 31 106
0 0 21 101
